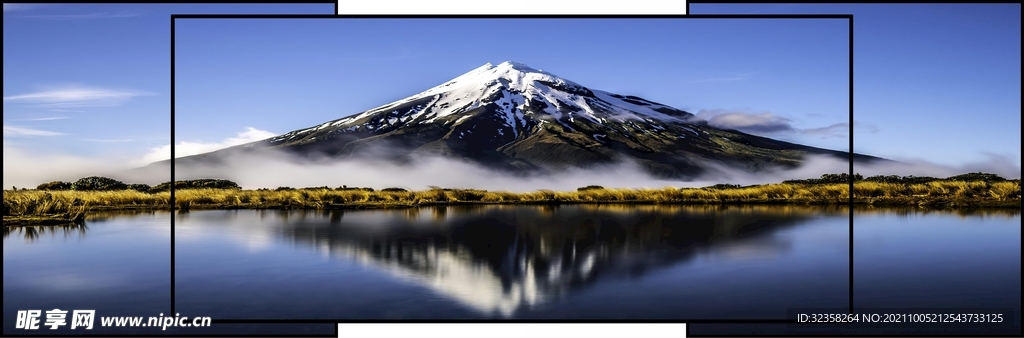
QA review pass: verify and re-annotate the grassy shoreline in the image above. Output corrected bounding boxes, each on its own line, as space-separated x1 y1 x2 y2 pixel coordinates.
4 180 1019 225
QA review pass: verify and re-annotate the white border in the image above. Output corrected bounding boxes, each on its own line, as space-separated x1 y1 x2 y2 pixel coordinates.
336 0 688 15
332 2 688 337
337 323 687 338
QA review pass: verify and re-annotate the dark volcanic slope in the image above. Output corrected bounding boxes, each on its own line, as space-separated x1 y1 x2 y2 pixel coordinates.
168 61 882 179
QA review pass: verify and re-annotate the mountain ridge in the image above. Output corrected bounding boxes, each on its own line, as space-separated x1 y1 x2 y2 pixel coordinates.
162 61 884 180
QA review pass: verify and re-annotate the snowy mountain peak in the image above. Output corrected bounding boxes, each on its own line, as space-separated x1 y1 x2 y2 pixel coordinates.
438 60 578 92
270 62 699 147
494 60 542 73
393 61 587 109
472 61 543 74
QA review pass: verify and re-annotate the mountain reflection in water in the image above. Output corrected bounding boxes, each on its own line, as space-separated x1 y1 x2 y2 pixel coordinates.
230 204 835 317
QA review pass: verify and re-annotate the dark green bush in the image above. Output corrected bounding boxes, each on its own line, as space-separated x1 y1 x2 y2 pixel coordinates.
946 172 1006 182
71 176 128 191
862 175 940 184
784 173 864 185
37 181 72 191
898 175 940 184
150 179 242 192
127 183 152 193
381 187 408 192
704 184 741 190
864 175 903 183
577 185 605 191
337 186 375 192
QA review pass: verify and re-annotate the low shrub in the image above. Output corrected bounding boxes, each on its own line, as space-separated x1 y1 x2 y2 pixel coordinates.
704 184 741 190
37 181 72 191
71 176 128 191
946 172 1006 182
127 183 152 193
150 179 242 192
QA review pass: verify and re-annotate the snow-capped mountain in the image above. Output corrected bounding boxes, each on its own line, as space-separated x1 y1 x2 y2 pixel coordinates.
270 61 694 143
172 61 878 178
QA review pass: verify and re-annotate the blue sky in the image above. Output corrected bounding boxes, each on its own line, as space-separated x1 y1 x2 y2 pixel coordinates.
174 17 850 152
4 4 1021 188
694 4 1021 170
2 4 334 168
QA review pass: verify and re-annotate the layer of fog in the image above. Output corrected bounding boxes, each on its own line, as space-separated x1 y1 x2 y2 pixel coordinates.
168 148 1021 192
5 142 1020 191
2 145 168 189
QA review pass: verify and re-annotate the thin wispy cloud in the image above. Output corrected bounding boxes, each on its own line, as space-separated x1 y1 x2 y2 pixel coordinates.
854 121 880 133
12 116 70 121
3 4 33 12
6 12 140 19
4 86 154 108
50 109 86 113
800 121 879 137
3 125 65 137
83 138 134 143
800 123 848 138
688 109 878 138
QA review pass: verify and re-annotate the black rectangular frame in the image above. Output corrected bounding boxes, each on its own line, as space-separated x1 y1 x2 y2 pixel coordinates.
169 13 855 337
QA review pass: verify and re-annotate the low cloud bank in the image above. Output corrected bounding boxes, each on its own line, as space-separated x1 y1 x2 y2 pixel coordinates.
169 148 1021 192
4 144 1019 192
2 145 167 189
865 153 1021 180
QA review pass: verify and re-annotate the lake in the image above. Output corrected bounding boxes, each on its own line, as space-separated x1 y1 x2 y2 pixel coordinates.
4 205 1020 335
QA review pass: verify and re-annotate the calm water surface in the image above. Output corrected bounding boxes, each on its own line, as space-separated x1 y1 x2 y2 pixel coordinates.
4 206 1019 335
175 205 851 320
4 212 171 334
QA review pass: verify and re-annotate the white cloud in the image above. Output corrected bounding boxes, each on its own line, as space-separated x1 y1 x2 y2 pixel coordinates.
4 86 154 108
690 109 794 134
83 138 134 143
12 116 70 121
10 12 140 19
3 127 274 188
3 125 65 136
688 109 877 139
3 4 33 12
137 127 276 166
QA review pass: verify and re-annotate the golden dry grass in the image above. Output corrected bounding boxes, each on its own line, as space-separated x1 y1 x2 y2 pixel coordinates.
3 180 1019 222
